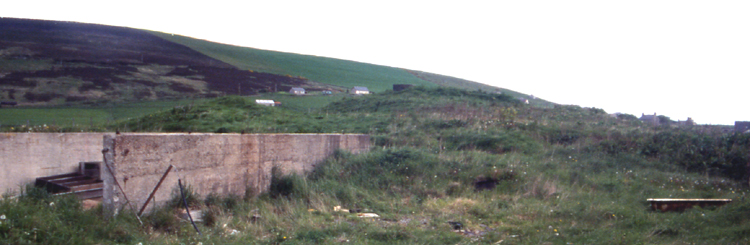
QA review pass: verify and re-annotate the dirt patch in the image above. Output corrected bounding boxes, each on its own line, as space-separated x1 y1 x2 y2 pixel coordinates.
82 198 102 210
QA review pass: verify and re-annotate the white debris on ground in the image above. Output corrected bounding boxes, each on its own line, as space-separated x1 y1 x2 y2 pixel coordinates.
357 213 379 218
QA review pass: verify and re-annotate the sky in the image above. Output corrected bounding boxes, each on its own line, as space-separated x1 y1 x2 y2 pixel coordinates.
2 0 749 125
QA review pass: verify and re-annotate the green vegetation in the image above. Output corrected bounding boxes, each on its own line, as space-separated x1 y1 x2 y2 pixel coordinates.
406 70 555 108
0 99 209 131
2 86 749 244
152 32 435 92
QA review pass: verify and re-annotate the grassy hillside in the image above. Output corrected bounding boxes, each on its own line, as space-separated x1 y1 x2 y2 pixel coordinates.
407 70 555 108
152 32 436 92
0 18 346 105
2 86 747 244
2 18 548 112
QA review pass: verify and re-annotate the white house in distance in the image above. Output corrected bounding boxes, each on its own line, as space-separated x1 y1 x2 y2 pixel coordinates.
289 87 305 95
351 86 370 95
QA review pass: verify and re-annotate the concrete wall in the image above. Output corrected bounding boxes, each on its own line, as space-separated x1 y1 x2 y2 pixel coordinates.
103 133 369 214
0 133 110 194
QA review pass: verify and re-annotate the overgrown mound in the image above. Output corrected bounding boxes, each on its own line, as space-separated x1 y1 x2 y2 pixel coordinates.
325 86 520 113
117 96 314 133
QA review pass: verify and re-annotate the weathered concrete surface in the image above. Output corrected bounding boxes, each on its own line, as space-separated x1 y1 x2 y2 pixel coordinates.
0 133 111 194
103 133 369 214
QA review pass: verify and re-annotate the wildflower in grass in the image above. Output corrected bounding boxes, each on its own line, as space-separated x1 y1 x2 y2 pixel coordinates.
0 214 5 220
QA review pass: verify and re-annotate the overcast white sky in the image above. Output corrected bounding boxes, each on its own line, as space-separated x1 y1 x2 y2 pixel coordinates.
3 0 749 125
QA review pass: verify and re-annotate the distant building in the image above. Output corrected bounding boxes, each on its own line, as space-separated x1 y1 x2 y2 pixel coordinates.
640 113 659 126
255 99 276 106
393 84 414 91
289 87 305 95
736 121 750 133
351 86 370 95
322 90 333 95
517 97 529 104
677 117 696 126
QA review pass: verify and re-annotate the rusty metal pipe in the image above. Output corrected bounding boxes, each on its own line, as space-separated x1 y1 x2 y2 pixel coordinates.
138 165 173 216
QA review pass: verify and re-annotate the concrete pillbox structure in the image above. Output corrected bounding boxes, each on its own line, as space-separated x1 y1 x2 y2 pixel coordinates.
102 133 369 214
0 133 369 214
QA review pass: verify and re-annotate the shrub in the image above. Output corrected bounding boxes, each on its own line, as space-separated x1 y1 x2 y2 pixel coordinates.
166 182 201 209
269 166 309 199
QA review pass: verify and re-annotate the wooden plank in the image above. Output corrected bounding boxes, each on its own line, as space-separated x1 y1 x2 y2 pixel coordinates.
647 198 732 212
36 173 79 181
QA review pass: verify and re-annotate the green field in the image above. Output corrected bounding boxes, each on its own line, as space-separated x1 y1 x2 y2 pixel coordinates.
0 99 209 130
152 32 436 92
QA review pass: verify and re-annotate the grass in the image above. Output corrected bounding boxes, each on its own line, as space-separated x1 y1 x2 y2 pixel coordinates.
0 98 210 130
261 93 351 112
151 32 436 92
406 70 556 108
1 86 748 244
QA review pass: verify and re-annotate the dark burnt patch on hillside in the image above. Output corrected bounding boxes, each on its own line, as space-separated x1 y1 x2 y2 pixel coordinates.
0 66 133 88
167 66 306 95
0 18 310 104
0 18 232 67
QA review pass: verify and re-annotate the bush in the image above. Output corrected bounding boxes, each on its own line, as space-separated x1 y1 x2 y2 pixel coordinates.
166 182 201 209
269 166 309 199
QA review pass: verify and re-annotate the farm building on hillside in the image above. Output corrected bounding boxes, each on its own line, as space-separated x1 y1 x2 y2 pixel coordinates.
677 117 696 126
351 86 370 95
289 87 305 95
640 113 659 126
255 99 277 106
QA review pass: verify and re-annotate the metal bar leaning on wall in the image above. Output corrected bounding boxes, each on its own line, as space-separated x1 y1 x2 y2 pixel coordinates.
138 165 173 216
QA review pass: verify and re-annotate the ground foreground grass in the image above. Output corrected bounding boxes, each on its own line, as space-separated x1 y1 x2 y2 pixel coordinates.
1 87 748 244
2 148 748 244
